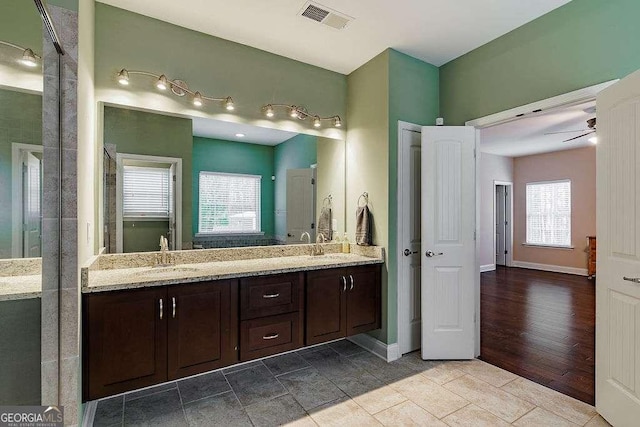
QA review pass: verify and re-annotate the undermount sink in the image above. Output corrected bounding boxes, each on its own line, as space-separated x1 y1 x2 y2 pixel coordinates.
142 266 200 276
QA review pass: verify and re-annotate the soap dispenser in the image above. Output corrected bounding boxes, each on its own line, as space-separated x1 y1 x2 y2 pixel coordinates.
342 233 350 253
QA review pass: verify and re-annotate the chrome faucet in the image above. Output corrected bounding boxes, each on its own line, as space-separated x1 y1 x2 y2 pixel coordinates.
156 235 172 266
300 232 313 256
313 233 326 256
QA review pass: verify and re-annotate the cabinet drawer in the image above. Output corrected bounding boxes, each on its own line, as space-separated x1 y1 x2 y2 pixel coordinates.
240 273 301 320
240 313 302 361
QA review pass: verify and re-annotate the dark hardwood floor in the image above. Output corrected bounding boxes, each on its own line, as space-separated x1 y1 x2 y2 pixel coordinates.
480 266 595 405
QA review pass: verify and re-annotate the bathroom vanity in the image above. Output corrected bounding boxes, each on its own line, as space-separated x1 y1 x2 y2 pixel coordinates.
81 244 383 400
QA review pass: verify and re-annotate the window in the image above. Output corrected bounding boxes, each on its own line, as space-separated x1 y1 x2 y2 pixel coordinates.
123 165 171 218
526 180 571 247
199 172 261 234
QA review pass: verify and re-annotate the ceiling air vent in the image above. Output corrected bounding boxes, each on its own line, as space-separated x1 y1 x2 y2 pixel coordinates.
299 1 353 30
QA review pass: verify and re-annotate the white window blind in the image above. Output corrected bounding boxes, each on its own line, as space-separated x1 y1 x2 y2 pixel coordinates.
526 180 571 247
123 165 171 218
199 172 261 233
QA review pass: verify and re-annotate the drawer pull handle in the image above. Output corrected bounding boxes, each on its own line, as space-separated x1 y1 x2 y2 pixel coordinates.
263 333 279 340
159 298 163 320
263 293 280 299
341 276 347 292
172 297 176 318
623 276 640 284
349 275 354 290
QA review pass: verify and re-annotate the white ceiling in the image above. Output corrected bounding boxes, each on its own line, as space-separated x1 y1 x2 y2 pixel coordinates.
192 117 298 145
480 101 597 158
97 0 571 74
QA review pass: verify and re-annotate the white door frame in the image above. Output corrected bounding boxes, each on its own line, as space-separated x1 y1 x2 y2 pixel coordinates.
11 143 43 258
466 79 619 357
493 181 513 268
397 120 423 356
115 153 183 253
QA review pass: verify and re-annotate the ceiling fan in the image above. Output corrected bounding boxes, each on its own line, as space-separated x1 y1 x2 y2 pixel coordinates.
545 118 596 142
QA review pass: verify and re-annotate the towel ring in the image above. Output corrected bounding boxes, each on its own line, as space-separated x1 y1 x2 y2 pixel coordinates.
323 195 332 208
358 192 369 207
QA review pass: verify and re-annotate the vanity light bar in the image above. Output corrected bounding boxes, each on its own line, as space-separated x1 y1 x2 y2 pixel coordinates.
262 103 342 128
116 68 234 111
0 40 41 67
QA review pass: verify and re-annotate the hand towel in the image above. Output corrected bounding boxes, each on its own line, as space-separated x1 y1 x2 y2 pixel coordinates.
318 207 332 241
356 205 372 246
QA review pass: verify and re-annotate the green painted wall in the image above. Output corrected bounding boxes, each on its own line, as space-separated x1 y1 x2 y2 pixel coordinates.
0 89 43 258
274 134 317 241
192 137 275 236
103 106 193 246
440 0 640 125
386 50 440 344
94 3 346 137
0 0 42 49
123 221 169 253
0 298 41 405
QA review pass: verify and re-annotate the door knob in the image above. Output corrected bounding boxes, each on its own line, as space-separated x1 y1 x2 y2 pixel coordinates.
403 249 418 256
425 250 444 258
623 277 640 284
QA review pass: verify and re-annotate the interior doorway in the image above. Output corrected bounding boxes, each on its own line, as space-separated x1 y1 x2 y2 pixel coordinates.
11 143 43 258
494 182 512 267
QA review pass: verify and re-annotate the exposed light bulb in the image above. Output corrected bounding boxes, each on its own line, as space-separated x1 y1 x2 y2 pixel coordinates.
20 48 38 67
289 106 299 118
589 136 598 144
235 133 245 138
265 105 275 118
333 116 342 128
156 74 168 90
193 92 203 107
225 97 235 111
313 116 321 128
117 69 130 85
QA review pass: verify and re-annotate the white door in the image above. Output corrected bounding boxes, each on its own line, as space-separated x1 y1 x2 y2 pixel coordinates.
398 127 423 354
23 152 41 257
596 69 640 426
421 126 477 360
286 168 314 244
496 185 506 266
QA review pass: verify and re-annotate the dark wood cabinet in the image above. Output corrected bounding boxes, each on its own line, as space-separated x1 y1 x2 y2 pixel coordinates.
239 273 303 361
84 280 238 400
167 280 238 379
84 287 167 400
306 265 381 345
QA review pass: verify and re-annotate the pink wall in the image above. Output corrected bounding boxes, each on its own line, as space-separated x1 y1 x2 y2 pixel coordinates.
513 146 596 270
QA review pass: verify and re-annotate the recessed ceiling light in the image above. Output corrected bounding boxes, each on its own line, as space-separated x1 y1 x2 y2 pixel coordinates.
235 133 245 138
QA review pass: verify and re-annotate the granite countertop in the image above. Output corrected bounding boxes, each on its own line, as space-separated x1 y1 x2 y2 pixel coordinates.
83 251 384 293
0 275 42 301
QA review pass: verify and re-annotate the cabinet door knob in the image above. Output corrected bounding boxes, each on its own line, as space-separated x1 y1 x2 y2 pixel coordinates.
263 333 279 340
172 297 176 318
159 298 163 320
341 276 347 292
349 275 354 290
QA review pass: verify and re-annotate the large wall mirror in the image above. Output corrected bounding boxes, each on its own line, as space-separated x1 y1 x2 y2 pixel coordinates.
100 104 346 254
0 0 44 406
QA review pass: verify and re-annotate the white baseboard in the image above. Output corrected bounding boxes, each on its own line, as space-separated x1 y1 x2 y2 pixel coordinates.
480 264 496 273
348 334 401 362
512 261 588 276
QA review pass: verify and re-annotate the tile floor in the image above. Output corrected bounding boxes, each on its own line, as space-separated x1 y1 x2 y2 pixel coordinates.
90 340 610 427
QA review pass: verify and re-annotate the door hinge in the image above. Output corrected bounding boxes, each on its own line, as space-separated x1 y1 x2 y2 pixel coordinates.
473 149 476 159
473 231 477 241
311 178 315 185
311 223 315 229
504 250 508 255
172 175 176 182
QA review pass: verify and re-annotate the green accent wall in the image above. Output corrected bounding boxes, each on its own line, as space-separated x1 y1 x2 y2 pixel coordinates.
192 137 275 236
0 89 43 258
103 106 193 246
274 134 317 241
123 221 169 253
440 0 640 125
0 0 42 50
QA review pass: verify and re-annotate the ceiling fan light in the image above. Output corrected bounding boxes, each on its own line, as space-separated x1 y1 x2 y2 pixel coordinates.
156 74 168 90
